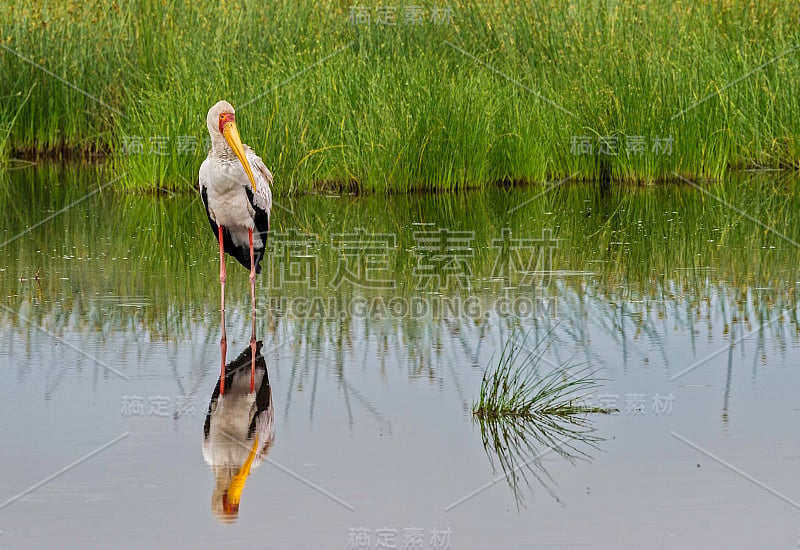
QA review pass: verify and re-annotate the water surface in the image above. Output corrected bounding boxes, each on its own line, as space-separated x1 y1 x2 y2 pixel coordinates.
1 165 799 548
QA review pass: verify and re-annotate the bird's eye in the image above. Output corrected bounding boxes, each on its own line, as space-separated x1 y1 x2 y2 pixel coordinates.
219 114 224 120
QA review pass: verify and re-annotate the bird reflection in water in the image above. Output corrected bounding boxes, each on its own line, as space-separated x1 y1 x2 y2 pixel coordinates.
202 338 275 523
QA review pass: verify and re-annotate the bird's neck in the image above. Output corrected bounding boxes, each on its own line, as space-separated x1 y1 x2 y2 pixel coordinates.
209 133 236 161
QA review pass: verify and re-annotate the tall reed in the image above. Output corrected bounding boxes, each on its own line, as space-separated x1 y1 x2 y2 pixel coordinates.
2 1 798 192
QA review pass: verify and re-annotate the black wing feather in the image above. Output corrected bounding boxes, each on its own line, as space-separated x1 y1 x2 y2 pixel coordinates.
200 187 268 273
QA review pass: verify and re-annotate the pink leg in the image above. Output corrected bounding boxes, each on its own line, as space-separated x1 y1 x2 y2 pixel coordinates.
220 316 228 396
219 225 227 316
249 227 256 393
249 332 256 394
219 225 227 394
248 228 256 316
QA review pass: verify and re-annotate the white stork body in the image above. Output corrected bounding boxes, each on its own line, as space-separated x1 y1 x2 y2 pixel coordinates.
199 100 273 393
200 154 255 240
199 100 272 274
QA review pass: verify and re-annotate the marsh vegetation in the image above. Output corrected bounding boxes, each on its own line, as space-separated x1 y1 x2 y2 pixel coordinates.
1 1 798 192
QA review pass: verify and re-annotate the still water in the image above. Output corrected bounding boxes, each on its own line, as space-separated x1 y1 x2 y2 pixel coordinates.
1 165 799 549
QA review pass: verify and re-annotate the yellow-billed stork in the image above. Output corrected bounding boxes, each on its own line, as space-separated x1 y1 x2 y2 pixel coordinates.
200 100 272 393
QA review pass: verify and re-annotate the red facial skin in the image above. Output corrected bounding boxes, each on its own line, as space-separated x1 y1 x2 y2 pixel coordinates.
218 112 235 134
222 492 239 515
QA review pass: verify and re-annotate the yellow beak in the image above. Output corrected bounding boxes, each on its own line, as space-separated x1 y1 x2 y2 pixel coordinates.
225 436 259 509
222 120 257 191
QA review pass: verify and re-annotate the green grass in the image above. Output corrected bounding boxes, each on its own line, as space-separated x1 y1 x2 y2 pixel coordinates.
472 331 611 505
473 331 613 418
1 1 799 193
0 88 30 166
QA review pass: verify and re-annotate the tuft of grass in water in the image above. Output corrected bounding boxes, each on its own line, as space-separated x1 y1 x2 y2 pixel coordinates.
473 331 614 505
473 332 615 419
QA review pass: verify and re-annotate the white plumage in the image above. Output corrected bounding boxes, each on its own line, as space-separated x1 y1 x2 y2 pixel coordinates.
199 99 272 273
